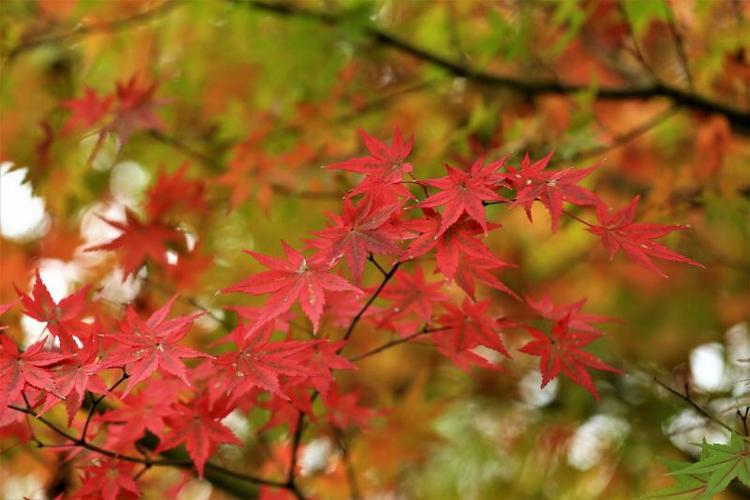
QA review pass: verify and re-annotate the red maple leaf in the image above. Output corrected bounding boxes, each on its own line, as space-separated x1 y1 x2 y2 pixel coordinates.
16 270 90 349
157 395 241 477
0 335 66 413
145 163 206 220
327 128 413 182
435 299 510 357
102 296 206 396
61 87 113 133
210 325 311 404
518 315 622 400
323 385 378 431
310 194 404 281
223 241 361 332
77 459 140 500
505 152 599 231
404 211 517 299
85 209 184 279
109 75 166 143
586 196 704 277
417 157 506 236
375 266 449 334
525 294 620 334
40 335 108 425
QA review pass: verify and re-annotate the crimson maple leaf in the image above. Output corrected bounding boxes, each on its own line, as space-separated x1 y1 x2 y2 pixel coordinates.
323 385 379 431
16 270 90 350
145 163 206 220
505 152 599 231
404 211 517 299
61 87 113 133
525 294 620 334
77 459 140 500
375 266 449 334
327 128 413 182
102 296 206 396
210 324 311 405
109 75 166 143
85 209 184 279
40 335 108 425
223 241 361 332
158 395 241 477
435 299 510 357
0 335 66 413
303 339 356 396
586 196 704 277
417 157 506 236
310 194 403 281
518 315 622 400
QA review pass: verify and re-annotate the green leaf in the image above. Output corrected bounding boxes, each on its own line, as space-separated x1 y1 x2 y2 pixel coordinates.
647 459 709 499
670 433 750 497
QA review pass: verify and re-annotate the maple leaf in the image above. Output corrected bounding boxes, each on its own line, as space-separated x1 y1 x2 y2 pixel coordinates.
505 152 599 231
223 241 361 332
303 339 357 396
16 270 90 349
435 299 510 357
76 459 140 500
158 396 241 477
109 75 166 143
525 293 620 334
327 128 413 183
310 194 403 281
417 157 506 236
323 385 379 431
404 211 517 299
375 266 449 334
102 296 206 396
667 432 750 498
210 324 311 405
40 335 108 424
0 335 66 412
85 209 184 279
100 381 181 444
145 163 206 220
61 87 113 133
586 196 704 277
518 315 621 400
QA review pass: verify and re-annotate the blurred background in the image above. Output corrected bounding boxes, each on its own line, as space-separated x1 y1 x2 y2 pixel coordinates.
1 0 749 498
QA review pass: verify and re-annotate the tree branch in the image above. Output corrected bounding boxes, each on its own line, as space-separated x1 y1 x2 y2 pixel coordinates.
238 0 750 136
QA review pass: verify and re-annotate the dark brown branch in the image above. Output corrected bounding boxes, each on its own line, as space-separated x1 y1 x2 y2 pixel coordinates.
5 1 179 61
239 0 750 136
652 376 734 434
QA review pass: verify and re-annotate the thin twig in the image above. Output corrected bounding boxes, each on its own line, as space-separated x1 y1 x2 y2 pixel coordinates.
653 376 734 434
663 0 694 90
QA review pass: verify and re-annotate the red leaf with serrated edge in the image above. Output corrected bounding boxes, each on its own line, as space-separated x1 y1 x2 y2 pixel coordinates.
327 128 413 182
310 194 403 281
404 211 517 299
587 196 704 277
0 335 66 413
505 152 599 231
157 396 241 477
375 266 449 335
435 298 510 356
417 157 506 236
518 315 622 400
223 241 360 332
16 270 90 350
525 294 621 334
145 163 206 220
85 209 183 279
102 296 206 396
61 87 113 134
77 459 140 500
210 324 311 405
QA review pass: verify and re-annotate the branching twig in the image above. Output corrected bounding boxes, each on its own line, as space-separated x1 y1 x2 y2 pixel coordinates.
238 0 749 135
653 376 734 434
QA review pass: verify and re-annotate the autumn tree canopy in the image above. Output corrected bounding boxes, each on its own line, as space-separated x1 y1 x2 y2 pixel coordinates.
1 1 749 499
